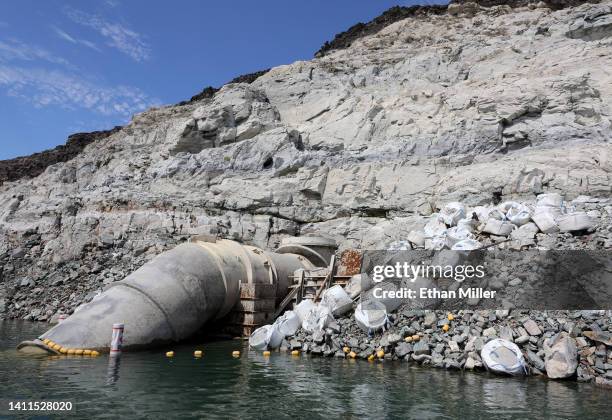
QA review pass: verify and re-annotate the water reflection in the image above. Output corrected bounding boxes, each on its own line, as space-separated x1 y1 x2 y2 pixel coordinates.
106 355 121 386
1 320 611 420
482 377 527 410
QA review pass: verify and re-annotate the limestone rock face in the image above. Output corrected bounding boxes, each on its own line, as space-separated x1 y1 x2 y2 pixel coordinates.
171 84 281 154
1 1 612 319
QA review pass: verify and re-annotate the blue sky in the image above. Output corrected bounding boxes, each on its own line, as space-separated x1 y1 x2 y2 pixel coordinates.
0 0 444 160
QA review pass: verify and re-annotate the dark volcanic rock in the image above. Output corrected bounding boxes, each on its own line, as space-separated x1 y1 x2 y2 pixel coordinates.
227 69 270 85
314 5 447 57
314 1 601 57
181 69 270 105
454 0 600 9
0 127 122 185
183 86 218 104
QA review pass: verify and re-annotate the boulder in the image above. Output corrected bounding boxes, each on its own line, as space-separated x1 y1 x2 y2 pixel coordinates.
523 319 542 336
544 333 578 379
395 342 413 358
413 341 430 356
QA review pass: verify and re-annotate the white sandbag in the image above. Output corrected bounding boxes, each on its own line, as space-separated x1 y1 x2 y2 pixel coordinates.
457 218 477 233
481 219 515 236
406 230 426 247
249 325 270 350
387 240 411 251
473 206 504 222
531 210 559 233
557 212 596 232
294 299 316 323
505 203 532 226
354 301 388 333
534 205 563 218
481 338 527 376
498 201 519 214
472 206 489 221
536 193 563 208
489 208 506 221
273 310 301 337
267 325 284 349
440 202 466 226
445 226 474 247
451 239 482 251
344 273 374 299
302 305 334 333
249 324 283 351
425 235 447 250
510 222 539 248
424 215 447 237
321 285 353 317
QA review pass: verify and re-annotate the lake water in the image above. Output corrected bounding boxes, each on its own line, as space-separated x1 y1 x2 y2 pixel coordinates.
0 320 610 419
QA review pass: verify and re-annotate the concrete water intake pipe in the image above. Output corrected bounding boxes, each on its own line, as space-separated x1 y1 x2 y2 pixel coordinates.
17 237 327 354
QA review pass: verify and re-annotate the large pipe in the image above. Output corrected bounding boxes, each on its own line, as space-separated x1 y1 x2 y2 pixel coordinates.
17 238 318 353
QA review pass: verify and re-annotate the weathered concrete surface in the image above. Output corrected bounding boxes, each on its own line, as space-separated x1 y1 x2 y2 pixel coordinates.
1 1 611 320
19 239 312 351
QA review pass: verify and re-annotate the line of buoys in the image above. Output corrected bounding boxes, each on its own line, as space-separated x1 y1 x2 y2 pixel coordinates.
165 349 256 358
43 340 100 357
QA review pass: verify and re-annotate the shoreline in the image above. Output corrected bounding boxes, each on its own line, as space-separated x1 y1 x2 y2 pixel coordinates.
279 309 612 389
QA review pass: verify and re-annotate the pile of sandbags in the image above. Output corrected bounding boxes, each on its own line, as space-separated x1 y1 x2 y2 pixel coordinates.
248 310 301 351
402 193 597 251
249 286 357 350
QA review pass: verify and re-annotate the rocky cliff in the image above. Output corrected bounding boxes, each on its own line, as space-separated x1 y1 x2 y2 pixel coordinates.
1 0 611 320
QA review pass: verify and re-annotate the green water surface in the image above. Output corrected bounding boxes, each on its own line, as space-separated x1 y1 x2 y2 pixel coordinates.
0 320 610 419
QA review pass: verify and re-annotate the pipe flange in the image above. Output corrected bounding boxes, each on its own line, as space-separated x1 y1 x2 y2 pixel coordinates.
275 244 328 267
